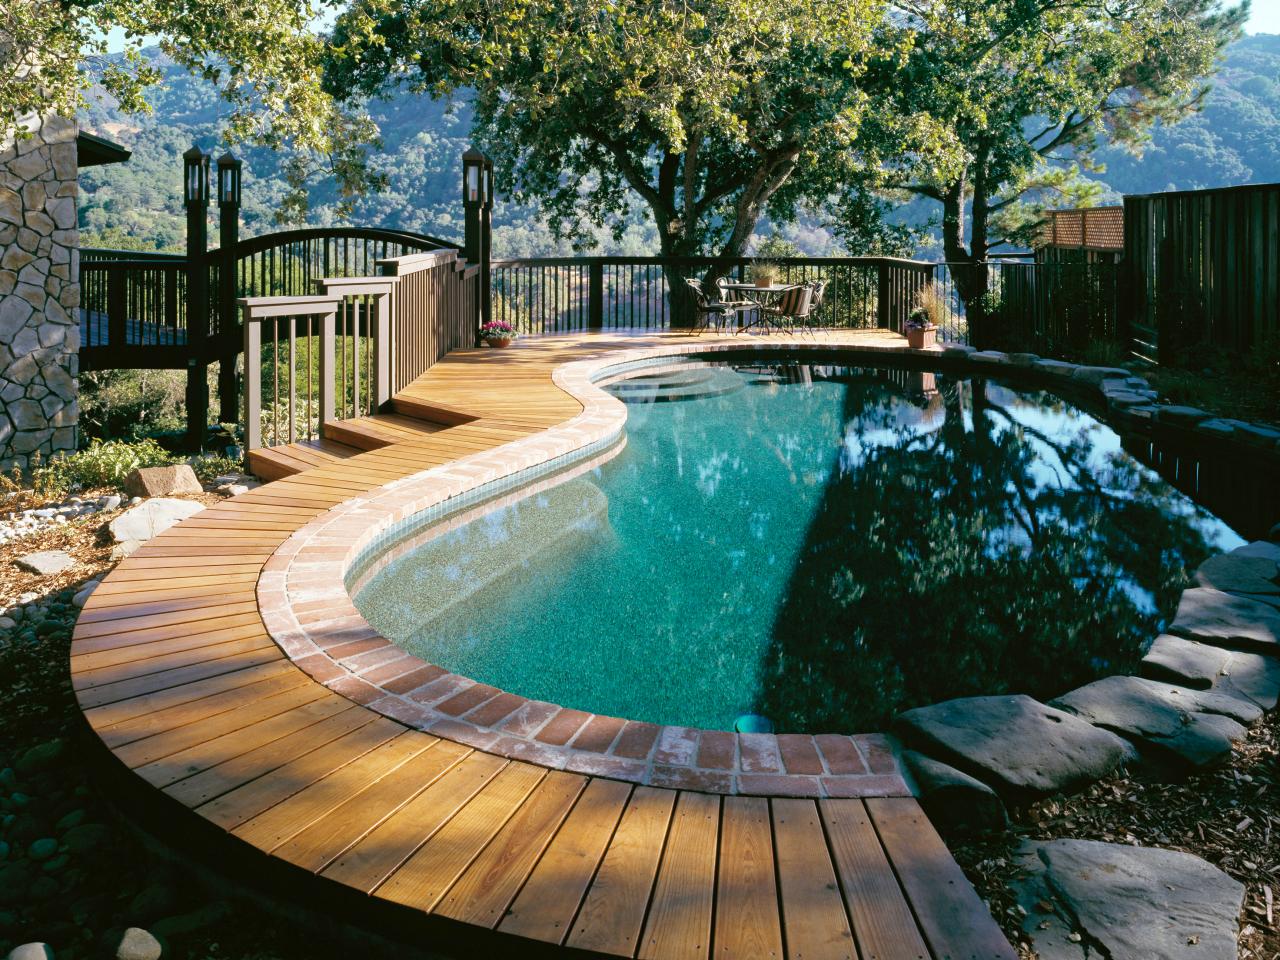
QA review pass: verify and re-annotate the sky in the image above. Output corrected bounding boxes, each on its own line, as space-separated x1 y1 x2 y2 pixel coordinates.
100 1 1280 54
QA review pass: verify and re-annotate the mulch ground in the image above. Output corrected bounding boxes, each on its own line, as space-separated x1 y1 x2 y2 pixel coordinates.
952 711 1280 959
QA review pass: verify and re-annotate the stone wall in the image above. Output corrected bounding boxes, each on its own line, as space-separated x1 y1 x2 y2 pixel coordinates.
0 111 79 472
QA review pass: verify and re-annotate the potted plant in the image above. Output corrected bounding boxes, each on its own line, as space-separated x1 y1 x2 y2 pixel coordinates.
905 306 937 349
479 320 519 348
748 261 781 288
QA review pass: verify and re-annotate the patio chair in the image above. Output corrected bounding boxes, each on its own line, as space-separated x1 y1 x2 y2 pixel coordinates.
715 276 754 333
795 279 828 336
756 283 813 335
684 278 736 335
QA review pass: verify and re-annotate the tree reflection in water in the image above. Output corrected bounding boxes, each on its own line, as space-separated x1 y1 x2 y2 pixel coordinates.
759 368 1232 733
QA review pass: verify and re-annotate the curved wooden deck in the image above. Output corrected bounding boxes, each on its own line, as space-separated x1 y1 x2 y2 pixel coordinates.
70 331 1016 960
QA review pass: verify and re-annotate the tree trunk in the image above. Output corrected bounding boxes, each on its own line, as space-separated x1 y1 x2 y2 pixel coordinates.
941 168 994 348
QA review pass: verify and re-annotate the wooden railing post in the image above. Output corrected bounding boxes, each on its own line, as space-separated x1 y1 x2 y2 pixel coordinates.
241 303 261 457
107 266 126 346
319 306 336 429
373 289 392 409
589 260 604 329
876 259 891 331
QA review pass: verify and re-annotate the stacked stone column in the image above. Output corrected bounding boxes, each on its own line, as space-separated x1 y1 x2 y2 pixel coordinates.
0 111 79 471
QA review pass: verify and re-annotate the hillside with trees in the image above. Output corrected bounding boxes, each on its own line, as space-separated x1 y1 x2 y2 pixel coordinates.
79 33 1280 258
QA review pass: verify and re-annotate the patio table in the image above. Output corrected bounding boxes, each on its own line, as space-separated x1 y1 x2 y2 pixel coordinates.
720 281 804 334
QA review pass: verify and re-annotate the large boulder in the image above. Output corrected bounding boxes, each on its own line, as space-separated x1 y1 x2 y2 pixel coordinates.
108 498 204 546
892 695 1129 802
1050 676 1249 773
1012 839 1244 960
1141 634 1280 710
1168 588 1280 654
123 464 203 498
1194 551 1279 597
902 750 1007 836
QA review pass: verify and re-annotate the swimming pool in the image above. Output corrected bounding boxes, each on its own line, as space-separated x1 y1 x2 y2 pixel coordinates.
352 361 1243 733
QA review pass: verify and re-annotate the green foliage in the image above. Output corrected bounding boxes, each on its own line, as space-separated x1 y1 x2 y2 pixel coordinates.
2 0 381 212
78 369 188 440
881 0 1246 274
323 0 941 260
189 453 242 483
29 438 174 498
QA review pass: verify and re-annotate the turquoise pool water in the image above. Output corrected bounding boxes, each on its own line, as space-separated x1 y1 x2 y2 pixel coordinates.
353 361 1244 732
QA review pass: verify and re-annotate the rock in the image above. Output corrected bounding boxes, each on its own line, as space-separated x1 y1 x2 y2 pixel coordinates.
1195 551 1280 596
114 927 162 960
16 739 63 773
128 883 178 920
27 837 58 861
71 582 97 608
1234 540 1280 563
107 499 204 545
61 823 110 854
1141 634 1280 710
6 945 54 960
941 343 975 357
151 901 231 939
902 750 1007 835
14 550 74 576
99 494 122 511
1156 404 1212 426
1050 676 1249 772
892 695 1129 802
1070 365 1130 385
1013 838 1244 960
1169 587 1280 653
969 350 1008 363
123 465 203 498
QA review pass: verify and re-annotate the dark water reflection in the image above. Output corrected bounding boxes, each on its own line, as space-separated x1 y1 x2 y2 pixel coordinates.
356 362 1246 732
759 366 1240 731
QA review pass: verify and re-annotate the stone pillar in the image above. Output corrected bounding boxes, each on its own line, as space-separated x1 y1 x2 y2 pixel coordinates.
0 111 79 472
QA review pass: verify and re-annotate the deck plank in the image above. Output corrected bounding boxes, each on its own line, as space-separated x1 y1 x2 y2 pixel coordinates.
866 798 1018 960
715 796 783 960
820 799 930 960
566 785 676 957
639 790 720 960
499 776 632 945
773 797 856 960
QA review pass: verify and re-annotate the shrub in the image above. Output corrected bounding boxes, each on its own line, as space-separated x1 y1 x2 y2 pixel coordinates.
23 439 176 500
189 453 242 484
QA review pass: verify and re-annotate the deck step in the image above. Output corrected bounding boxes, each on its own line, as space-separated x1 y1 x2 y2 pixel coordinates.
247 437 364 481
321 412 450 451
389 395 478 426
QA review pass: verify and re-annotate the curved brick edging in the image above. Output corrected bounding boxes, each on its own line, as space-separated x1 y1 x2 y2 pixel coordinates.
256 337 1279 799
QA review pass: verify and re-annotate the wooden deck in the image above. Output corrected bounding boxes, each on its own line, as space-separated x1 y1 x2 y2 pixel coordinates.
71 330 1016 960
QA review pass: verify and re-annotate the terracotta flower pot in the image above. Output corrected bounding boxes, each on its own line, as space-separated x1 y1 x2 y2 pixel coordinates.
486 337 512 348
906 325 937 350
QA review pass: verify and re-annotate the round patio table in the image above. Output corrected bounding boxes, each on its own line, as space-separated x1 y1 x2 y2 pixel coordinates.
719 281 803 334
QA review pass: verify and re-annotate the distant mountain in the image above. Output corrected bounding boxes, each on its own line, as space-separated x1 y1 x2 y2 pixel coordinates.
78 34 1280 257
1091 33 1280 197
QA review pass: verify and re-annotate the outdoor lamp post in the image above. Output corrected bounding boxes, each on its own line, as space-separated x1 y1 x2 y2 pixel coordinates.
462 146 484 265
216 151 242 208
480 155 494 326
216 152 243 425
183 146 211 449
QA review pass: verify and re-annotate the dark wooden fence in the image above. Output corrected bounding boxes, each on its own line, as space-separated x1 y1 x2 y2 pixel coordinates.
491 256 934 333
1124 183 1280 362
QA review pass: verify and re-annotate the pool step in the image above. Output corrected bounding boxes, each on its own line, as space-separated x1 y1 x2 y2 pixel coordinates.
605 366 747 403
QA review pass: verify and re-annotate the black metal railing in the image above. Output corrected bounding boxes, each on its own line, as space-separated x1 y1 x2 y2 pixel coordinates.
491 256 936 334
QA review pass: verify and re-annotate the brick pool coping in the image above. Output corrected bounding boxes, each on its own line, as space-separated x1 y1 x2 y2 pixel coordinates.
256 336 1280 799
